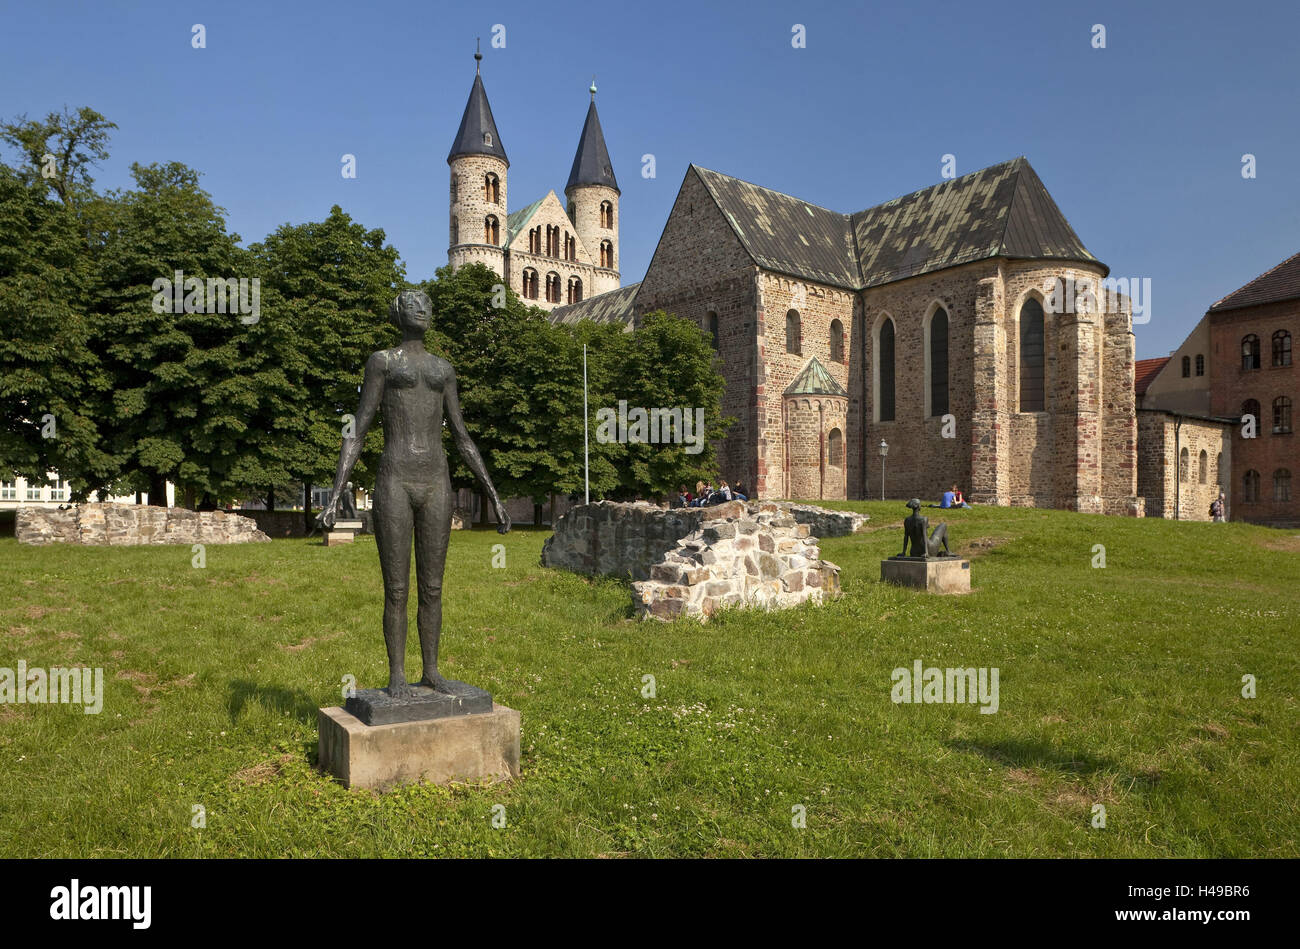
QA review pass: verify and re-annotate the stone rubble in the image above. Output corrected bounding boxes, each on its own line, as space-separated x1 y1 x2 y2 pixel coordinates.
16 503 271 546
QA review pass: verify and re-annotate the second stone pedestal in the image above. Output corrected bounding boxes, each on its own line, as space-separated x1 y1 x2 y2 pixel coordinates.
881 556 971 594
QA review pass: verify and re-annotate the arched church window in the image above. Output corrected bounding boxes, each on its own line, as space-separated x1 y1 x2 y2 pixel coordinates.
827 428 844 467
600 240 613 268
878 317 895 422
545 272 561 304
522 268 538 300
829 319 844 364
567 276 583 304
484 173 500 204
1019 298 1045 412
930 307 949 417
600 201 613 228
1179 447 1189 482
1198 449 1208 484
786 310 801 355
706 311 719 350
484 215 499 245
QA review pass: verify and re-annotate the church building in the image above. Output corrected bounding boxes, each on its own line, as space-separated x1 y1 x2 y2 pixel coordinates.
447 59 1144 514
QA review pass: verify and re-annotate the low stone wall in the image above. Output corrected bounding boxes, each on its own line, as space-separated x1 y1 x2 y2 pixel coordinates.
17 503 271 546
785 504 868 537
543 500 856 621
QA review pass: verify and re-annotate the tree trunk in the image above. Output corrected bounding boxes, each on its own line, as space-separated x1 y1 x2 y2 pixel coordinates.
478 490 489 527
533 502 542 526
148 474 167 507
304 480 314 533
549 492 556 527
266 486 275 511
183 485 197 510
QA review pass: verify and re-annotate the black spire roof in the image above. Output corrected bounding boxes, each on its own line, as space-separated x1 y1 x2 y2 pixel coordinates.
447 67 508 166
565 92 618 194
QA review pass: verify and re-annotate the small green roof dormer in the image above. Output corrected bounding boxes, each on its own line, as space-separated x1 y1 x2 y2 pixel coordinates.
784 357 847 397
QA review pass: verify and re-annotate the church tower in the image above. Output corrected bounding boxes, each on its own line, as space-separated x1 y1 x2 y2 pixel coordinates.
447 47 508 277
565 82 620 296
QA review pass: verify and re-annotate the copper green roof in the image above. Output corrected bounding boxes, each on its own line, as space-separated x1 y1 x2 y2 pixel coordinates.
549 282 640 330
784 357 847 397
690 157 1103 291
506 197 543 244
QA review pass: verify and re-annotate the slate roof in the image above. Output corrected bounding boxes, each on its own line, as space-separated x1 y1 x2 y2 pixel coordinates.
566 99 619 194
549 282 640 329
506 197 543 245
784 357 847 397
691 157 1102 291
1134 357 1170 397
1208 250 1300 313
447 73 508 166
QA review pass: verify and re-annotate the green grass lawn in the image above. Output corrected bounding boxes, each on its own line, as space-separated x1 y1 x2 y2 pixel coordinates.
1 501 1297 857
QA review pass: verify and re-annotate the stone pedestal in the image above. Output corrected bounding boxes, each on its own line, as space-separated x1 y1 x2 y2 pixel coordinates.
318 703 520 790
324 519 364 546
881 556 971 594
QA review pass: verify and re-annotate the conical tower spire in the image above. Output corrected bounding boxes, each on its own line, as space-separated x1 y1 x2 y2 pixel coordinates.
565 83 618 194
447 45 508 166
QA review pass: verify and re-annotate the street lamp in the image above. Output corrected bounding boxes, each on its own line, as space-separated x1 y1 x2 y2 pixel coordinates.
879 439 888 501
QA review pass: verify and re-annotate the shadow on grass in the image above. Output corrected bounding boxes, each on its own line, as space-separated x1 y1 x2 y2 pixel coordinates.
950 737 1113 778
227 678 321 725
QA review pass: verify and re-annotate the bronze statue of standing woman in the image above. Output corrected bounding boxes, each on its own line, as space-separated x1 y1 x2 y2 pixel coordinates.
319 290 510 699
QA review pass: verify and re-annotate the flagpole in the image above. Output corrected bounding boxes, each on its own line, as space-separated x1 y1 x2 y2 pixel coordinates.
583 343 590 505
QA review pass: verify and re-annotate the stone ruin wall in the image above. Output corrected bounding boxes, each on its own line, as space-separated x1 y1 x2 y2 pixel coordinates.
541 500 866 621
17 503 271 546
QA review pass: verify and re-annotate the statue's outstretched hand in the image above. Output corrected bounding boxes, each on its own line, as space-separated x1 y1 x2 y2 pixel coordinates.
494 501 511 534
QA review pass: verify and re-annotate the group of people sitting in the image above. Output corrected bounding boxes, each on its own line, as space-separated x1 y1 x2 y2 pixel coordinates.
677 479 749 507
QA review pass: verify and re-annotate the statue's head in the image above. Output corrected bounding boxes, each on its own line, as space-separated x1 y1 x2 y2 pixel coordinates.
389 290 432 334
906 498 921 511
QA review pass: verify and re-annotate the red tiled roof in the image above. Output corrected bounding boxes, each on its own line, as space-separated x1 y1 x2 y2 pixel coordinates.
1209 250 1300 313
1134 357 1170 396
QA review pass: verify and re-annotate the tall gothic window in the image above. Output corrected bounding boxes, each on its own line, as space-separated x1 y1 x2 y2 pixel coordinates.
829 319 844 364
1181 355 1191 378
1273 330 1292 367
1019 298 1045 412
1198 449 1208 484
878 317 895 422
706 311 719 350
1242 334 1261 370
1179 447 1189 482
930 307 949 417
786 309 801 355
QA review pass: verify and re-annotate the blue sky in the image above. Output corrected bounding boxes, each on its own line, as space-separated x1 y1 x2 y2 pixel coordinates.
3 0 1298 358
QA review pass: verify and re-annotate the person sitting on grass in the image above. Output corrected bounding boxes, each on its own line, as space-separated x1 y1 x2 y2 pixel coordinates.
732 481 749 502
951 485 971 508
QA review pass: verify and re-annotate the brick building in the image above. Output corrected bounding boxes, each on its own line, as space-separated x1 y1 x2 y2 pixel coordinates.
446 55 619 310
552 158 1142 511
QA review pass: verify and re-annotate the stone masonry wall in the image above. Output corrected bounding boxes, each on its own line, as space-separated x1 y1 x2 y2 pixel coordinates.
17 504 271 545
542 500 862 621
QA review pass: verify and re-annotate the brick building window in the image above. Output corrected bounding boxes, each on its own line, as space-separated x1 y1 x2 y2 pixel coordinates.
1275 468 1292 502
930 307 949 417
1198 449 1208 484
1242 334 1261 371
1273 330 1292 367
706 311 719 350
827 428 844 467
545 272 561 304
1019 298 1045 412
829 319 844 364
1243 469 1260 502
522 268 538 300
786 309 801 355
484 173 500 204
1273 396 1292 434
599 240 613 268
1196 354 1205 376
1181 355 1191 377
1242 399 1261 425
600 201 613 228
567 276 583 304
878 317 896 422
484 215 499 245
1179 447 1189 482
